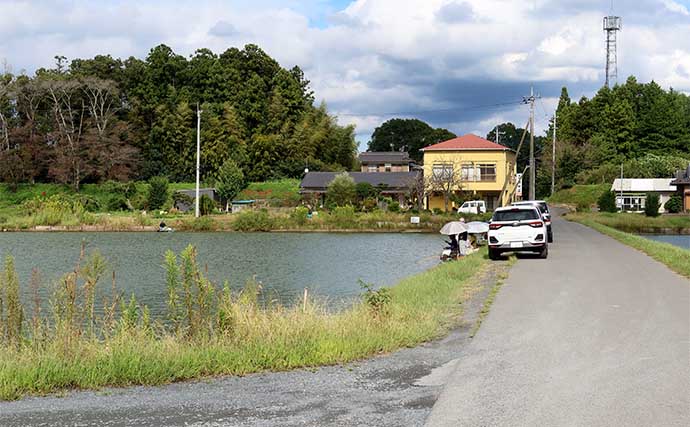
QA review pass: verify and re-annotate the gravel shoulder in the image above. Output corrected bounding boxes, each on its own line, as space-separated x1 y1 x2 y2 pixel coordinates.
0 260 509 427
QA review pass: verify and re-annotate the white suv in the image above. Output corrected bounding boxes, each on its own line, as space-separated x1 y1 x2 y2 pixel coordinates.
511 200 553 243
488 206 548 260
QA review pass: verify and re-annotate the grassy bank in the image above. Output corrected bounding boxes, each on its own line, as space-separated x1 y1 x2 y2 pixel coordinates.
567 214 690 278
0 247 489 400
567 212 690 234
1 182 487 232
548 184 610 208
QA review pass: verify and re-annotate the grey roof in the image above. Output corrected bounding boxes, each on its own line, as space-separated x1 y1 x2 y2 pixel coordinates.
358 152 411 164
300 171 419 193
671 165 690 185
611 179 676 192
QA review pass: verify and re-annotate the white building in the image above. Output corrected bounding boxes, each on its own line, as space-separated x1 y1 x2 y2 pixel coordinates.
611 178 676 213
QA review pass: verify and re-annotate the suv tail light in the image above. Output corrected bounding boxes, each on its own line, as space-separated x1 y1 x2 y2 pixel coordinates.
489 223 503 230
528 221 544 228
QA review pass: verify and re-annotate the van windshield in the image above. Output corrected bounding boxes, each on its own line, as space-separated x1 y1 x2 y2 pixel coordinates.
493 209 540 222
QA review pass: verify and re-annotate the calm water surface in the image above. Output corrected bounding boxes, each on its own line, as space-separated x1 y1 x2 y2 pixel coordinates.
641 234 690 249
0 232 441 315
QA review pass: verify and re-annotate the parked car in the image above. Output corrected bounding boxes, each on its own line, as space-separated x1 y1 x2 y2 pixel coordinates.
458 200 486 214
488 206 549 260
511 200 553 243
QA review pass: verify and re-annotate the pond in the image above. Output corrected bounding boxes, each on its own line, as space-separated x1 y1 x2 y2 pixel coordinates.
0 232 442 316
640 234 690 250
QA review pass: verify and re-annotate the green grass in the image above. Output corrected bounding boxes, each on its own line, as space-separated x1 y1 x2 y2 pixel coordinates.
548 184 610 207
238 179 301 207
568 215 690 278
567 212 690 234
0 248 489 400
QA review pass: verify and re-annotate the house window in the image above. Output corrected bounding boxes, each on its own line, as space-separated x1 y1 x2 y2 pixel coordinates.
433 163 453 180
368 165 378 172
618 195 645 212
385 163 392 172
478 164 496 182
461 164 476 181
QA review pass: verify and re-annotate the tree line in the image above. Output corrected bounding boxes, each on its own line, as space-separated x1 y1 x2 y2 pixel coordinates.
0 44 358 190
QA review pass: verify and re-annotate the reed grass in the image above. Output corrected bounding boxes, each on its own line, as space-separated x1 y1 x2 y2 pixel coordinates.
0 246 488 400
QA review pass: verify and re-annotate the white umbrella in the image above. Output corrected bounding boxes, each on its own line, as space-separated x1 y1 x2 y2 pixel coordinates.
466 221 489 234
439 221 469 235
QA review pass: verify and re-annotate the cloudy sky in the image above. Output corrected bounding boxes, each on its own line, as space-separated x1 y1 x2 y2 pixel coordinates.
1 0 689 144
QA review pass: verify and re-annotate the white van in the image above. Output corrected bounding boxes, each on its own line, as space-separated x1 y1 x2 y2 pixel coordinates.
458 200 486 214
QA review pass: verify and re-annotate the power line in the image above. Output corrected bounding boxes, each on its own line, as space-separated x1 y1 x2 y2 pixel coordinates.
336 100 525 117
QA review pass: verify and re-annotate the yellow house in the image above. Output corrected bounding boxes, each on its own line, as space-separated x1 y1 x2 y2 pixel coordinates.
421 134 517 211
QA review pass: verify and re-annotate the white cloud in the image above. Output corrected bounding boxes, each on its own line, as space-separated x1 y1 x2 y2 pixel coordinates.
661 0 690 15
0 0 688 139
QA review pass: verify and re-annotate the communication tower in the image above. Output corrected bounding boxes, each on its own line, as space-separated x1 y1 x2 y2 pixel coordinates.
603 15 622 87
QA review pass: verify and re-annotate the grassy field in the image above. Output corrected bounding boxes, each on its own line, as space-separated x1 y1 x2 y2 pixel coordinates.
567 214 690 278
548 184 610 208
238 179 301 207
566 212 690 234
0 247 489 400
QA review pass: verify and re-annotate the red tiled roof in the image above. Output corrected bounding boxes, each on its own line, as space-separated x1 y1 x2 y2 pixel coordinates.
421 134 512 151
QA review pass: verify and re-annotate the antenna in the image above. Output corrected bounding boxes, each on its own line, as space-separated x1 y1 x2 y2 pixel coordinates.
603 12 622 88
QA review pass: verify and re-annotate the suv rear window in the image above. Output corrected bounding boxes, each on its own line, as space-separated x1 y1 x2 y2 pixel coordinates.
493 209 540 222
538 202 549 213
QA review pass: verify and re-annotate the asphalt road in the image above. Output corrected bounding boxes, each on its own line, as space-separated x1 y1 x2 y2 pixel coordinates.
426 214 690 426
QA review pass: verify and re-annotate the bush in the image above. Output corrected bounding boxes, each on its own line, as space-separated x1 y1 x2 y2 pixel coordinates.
388 201 401 213
172 191 193 210
147 176 169 210
597 191 618 213
355 182 376 200
106 194 129 211
290 206 310 225
326 173 356 207
199 195 216 216
184 216 216 231
361 197 378 212
644 193 660 217
432 208 443 215
233 210 274 232
576 201 590 213
328 205 357 228
665 194 683 214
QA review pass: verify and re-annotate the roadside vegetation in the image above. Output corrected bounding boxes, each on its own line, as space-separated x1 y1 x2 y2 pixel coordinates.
567 215 690 278
566 212 690 234
0 246 488 400
548 184 610 210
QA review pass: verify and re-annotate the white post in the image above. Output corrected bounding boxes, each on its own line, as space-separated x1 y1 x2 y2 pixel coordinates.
195 104 202 218
551 111 556 196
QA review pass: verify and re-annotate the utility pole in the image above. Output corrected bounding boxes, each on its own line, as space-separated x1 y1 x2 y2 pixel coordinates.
551 111 556 196
523 87 538 200
195 103 202 218
619 162 623 212
494 124 505 146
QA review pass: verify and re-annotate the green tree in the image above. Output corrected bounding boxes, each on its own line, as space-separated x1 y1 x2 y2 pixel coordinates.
215 159 245 211
147 176 169 210
644 193 660 217
326 172 357 207
368 118 455 162
598 191 618 213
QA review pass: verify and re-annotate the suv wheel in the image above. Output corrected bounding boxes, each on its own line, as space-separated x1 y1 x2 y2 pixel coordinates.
488 248 501 260
539 245 548 259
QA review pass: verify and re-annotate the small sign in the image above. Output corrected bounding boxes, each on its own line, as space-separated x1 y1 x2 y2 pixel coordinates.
516 173 523 197
410 216 420 224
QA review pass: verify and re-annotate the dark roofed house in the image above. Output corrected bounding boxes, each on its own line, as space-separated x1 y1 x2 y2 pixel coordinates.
671 164 690 212
300 171 420 206
358 152 415 172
